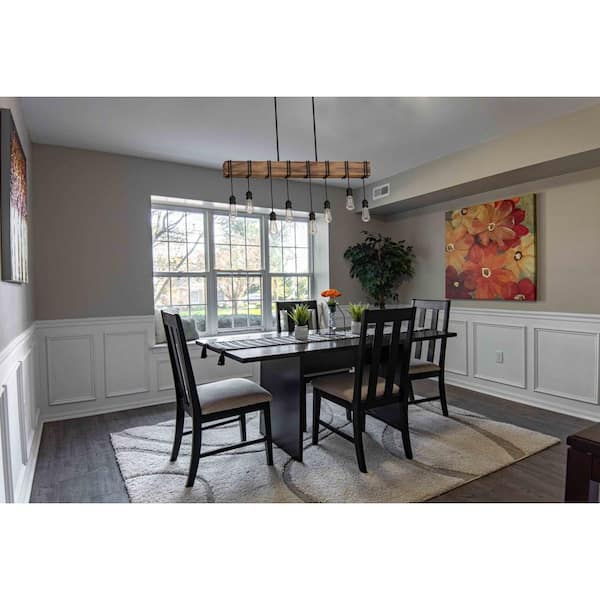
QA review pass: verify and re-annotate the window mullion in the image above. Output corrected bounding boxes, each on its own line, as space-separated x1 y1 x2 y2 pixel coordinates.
206 210 218 335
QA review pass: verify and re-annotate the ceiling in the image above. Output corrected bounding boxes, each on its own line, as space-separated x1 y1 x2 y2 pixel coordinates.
20 97 600 185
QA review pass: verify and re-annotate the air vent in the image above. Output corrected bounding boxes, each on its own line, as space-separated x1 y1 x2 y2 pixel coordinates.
372 183 390 201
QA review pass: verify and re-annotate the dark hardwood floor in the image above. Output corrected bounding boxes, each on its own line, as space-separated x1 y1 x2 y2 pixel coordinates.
30 381 594 502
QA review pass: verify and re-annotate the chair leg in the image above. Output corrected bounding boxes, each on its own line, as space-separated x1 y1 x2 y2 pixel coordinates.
239 414 247 441
301 380 308 433
438 373 449 417
186 422 202 487
263 406 274 466
408 381 416 403
170 400 184 462
312 390 321 445
346 407 352 422
400 400 413 460
353 407 367 473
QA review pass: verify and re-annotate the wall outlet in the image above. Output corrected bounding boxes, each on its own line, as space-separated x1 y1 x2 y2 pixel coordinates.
496 350 504 364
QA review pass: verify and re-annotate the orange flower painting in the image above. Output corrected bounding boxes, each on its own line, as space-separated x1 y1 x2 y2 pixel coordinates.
445 194 536 301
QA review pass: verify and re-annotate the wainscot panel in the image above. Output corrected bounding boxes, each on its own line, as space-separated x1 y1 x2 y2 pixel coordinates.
36 316 259 423
445 307 600 420
0 325 41 503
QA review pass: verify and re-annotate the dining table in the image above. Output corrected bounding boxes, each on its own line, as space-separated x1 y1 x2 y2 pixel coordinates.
197 327 457 462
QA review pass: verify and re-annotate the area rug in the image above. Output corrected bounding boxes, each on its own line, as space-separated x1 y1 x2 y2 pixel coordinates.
110 400 559 503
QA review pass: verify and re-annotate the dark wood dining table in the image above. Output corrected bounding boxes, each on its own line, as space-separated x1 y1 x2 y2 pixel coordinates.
197 328 456 461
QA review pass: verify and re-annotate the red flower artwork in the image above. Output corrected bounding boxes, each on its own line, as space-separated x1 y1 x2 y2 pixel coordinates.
445 195 536 301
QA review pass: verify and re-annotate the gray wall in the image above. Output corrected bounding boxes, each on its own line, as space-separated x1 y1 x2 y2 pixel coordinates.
380 167 600 313
0 98 33 351
32 144 377 320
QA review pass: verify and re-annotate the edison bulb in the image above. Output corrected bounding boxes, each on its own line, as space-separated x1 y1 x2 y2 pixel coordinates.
245 191 254 214
361 203 370 223
345 188 355 211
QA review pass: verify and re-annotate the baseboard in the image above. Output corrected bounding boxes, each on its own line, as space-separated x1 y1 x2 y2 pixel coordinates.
445 375 600 422
41 393 176 423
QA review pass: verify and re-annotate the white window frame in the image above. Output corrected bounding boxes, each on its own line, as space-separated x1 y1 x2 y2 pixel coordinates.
152 200 314 337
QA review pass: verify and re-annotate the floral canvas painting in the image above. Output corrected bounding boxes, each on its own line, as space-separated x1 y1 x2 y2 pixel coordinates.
0 109 28 283
445 194 536 301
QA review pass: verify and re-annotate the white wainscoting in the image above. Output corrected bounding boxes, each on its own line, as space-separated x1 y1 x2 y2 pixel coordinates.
0 325 41 503
445 307 600 420
36 316 259 423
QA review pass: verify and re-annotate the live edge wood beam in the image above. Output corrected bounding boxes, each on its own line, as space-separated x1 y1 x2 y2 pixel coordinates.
223 160 371 179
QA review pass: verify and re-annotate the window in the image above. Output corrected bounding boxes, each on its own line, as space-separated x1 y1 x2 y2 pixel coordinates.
152 208 207 332
269 220 311 318
151 202 313 336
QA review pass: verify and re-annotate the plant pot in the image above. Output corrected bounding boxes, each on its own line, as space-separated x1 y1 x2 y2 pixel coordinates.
294 325 309 341
350 321 361 335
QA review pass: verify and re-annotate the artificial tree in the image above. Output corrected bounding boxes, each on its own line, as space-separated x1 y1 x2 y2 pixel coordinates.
344 231 415 308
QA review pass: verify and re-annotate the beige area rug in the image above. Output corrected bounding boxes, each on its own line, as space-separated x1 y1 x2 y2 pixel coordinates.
110 399 559 503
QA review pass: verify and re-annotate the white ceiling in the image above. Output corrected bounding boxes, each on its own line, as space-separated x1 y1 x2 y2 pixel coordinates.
20 97 600 184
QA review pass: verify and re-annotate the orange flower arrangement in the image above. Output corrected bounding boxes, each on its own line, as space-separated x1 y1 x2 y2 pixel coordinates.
445 195 536 301
321 288 342 305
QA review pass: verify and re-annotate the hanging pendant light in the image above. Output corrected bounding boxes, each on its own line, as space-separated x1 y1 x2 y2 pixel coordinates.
284 160 293 222
228 160 237 218
268 160 278 235
361 161 370 223
245 160 254 214
307 160 317 235
345 161 355 211
323 160 332 224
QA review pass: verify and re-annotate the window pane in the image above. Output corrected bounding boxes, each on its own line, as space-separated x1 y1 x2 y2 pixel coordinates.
247 245 261 271
173 305 191 318
168 242 188 272
232 276 248 300
186 212 204 242
217 302 233 329
282 221 295 246
215 245 231 270
283 247 296 273
230 217 246 244
284 276 298 299
231 245 246 270
246 218 260 245
217 277 233 302
153 241 169 272
190 304 206 332
271 276 284 301
295 221 308 247
152 209 169 243
296 248 309 273
233 301 249 328
187 242 205 272
248 276 262 300
171 277 189 305
190 277 206 304
153 277 170 306
297 276 310 299
269 224 281 247
213 215 230 244
249 300 262 327
270 247 282 272
168 211 187 243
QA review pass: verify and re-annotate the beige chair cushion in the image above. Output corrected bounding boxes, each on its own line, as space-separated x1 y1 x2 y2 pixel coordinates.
197 378 272 415
312 369 399 403
409 358 440 375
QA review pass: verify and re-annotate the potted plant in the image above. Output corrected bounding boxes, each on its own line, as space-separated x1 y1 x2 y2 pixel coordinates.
288 303 311 341
344 231 415 308
348 302 368 334
320 288 342 335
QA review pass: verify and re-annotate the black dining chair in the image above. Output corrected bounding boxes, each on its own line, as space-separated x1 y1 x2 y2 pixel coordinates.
162 310 274 487
311 307 416 473
275 300 319 333
408 299 451 416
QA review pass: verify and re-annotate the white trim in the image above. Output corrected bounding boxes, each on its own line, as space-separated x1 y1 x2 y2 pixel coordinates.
0 324 36 367
451 306 600 324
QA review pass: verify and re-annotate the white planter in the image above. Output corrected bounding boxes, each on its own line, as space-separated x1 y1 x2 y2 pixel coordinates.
294 325 309 341
351 321 361 335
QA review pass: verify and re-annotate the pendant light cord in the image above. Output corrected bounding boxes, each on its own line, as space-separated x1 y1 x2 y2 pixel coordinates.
229 160 234 195
307 160 313 212
268 160 274 211
274 97 280 161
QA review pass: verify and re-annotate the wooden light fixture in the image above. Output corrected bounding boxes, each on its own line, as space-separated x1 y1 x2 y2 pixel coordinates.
223 98 372 226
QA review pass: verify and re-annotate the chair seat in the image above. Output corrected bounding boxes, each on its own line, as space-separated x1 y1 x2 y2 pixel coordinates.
409 358 440 375
197 378 272 415
311 369 399 404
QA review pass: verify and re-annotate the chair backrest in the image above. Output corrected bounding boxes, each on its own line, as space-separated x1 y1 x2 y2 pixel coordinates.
275 300 319 333
161 310 202 418
354 307 416 407
411 299 451 366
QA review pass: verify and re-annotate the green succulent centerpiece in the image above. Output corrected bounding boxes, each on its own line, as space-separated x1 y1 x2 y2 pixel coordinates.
288 303 311 340
348 302 368 334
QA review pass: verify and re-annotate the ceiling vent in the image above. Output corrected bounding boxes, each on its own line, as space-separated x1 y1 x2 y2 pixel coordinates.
372 182 390 202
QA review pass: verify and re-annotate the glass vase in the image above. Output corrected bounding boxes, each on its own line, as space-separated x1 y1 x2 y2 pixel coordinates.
328 303 337 336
